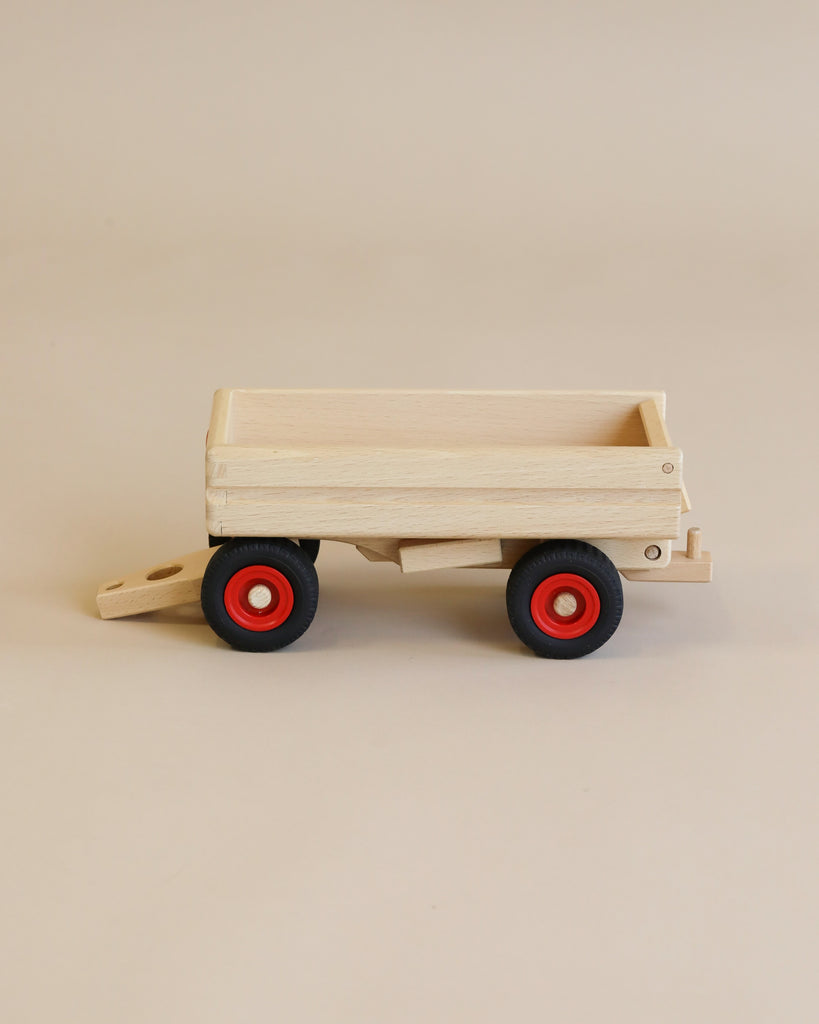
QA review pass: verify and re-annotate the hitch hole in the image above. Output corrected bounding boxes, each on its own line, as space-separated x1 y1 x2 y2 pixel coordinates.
146 565 183 581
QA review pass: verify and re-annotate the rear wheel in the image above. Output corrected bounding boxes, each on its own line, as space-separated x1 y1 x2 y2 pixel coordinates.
506 540 623 659
201 539 319 652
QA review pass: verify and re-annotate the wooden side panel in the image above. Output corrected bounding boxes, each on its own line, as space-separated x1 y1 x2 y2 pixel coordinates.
205 391 686 546
206 446 683 490
207 495 681 541
206 447 682 541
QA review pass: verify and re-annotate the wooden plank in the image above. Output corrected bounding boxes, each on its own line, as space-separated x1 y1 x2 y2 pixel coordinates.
206 446 683 491
96 548 214 619
398 538 503 573
208 388 234 446
459 538 672 571
453 539 538 569
207 498 681 541
639 398 672 447
588 538 672 570
344 536 675 572
208 486 678 508
215 389 667 449
621 550 712 583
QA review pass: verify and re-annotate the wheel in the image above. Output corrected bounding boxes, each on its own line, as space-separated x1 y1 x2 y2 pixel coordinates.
209 536 320 563
506 540 623 659
201 538 319 652
209 534 254 548
298 539 320 563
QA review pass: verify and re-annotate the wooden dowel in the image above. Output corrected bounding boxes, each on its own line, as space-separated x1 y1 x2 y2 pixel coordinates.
686 526 702 560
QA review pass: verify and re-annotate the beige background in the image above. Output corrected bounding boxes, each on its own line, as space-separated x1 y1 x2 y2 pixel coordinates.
2 2 818 1021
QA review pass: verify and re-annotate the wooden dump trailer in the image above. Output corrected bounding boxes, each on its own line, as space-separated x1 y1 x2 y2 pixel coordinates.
98 389 712 658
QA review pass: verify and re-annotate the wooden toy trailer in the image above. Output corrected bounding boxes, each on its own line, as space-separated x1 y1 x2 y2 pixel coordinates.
97 389 712 658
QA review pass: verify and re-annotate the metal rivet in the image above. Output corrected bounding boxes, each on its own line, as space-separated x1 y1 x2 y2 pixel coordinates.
662 463 674 474
644 545 661 561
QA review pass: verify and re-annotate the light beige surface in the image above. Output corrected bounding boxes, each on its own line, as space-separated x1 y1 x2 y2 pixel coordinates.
1 1 818 1021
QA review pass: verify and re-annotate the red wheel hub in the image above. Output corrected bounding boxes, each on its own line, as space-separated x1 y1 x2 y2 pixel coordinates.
223 565 294 631
530 573 601 639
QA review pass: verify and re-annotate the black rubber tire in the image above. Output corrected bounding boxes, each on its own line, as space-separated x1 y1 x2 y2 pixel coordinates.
298 539 321 563
209 535 320 564
209 534 255 548
506 540 623 659
201 538 319 652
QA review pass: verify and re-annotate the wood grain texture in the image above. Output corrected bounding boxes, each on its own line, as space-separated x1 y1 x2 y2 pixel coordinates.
457 538 671 571
639 398 672 447
208 389 233 447
620 549 713 583
398 538 503 573
687 526 703 559
207 499 681 542
97 548 215 619
347 536 672 572
206 447 682 490
215 388 666 448
206 390 685 543
97 393 708 622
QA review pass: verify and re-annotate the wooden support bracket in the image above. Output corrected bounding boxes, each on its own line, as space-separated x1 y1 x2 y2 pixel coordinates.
398 538 503 573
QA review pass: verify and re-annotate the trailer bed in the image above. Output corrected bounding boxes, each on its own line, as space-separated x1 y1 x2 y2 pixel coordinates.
205 389 685 543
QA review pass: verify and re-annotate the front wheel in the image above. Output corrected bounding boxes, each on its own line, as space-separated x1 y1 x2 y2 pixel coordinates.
506 540 623 659
201 539 319 652
208 535 320 564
